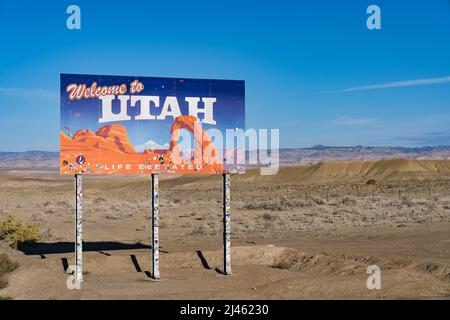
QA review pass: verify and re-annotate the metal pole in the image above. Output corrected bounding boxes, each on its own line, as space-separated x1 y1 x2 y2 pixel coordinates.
223 173 231 275
151 173 160 279
75 174 83 283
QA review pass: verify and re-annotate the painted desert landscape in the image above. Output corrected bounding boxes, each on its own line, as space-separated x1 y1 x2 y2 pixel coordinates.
0 151 449 299
60 115 225 175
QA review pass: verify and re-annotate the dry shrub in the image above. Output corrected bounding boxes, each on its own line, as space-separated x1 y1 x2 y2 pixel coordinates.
0 276 8 289
190 225 208 236
57 201 69 208
105 213 121 220
401 196 413 207
262 213 274 220
93 196 107 205
311 197 326 205
0 254 19 275
0 215 41 249
242 196 303 211
0 253 19 289
341 196 357 205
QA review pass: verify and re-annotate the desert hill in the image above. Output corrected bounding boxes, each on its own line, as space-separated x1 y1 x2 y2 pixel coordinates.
242 159 450 184
166 159 450 187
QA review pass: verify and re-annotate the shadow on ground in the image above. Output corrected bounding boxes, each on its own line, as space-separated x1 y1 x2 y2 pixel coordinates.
19 241 151 255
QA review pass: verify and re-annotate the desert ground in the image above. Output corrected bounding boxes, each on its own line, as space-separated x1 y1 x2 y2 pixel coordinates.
0 159 450 299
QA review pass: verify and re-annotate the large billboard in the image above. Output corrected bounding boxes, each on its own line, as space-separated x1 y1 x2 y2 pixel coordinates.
60 74 245 175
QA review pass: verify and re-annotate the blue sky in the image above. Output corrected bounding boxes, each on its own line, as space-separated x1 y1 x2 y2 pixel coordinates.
1 0 450 151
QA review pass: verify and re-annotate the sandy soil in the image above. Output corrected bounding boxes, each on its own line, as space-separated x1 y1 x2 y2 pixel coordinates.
0 164 449 300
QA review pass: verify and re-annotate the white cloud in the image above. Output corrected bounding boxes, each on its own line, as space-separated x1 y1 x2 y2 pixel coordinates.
331 116 378 126
135 140 169 152
325 75 450 93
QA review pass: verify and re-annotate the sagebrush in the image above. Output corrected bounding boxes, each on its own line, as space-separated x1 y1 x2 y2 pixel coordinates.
0 215 41 249
0 253 19 289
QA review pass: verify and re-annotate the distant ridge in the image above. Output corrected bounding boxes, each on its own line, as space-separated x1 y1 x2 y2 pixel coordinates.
2 145 450 169
0 151 59 169
271 145 450 165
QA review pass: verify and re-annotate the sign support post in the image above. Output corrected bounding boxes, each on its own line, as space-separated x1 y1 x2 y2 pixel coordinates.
75 174 83 284
151 173 160 279
223 173 231 275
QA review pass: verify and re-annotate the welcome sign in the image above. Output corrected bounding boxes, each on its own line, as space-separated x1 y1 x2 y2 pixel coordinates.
60 74 245 175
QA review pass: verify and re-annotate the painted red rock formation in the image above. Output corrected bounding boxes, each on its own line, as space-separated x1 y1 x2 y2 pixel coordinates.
95 124 136 153
170 115 223 168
